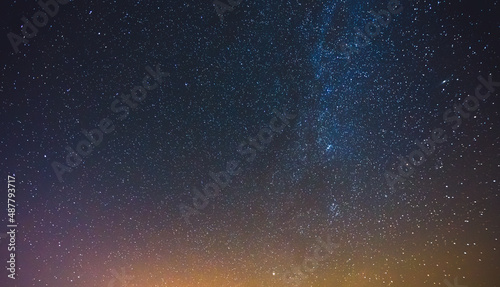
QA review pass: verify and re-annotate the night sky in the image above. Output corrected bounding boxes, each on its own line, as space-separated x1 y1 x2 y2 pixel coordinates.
0 0 499 286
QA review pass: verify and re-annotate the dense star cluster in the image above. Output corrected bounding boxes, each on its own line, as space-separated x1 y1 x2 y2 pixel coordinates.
0 0 499 286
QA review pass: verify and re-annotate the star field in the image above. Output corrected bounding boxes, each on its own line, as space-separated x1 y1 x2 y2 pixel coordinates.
0 0 499 286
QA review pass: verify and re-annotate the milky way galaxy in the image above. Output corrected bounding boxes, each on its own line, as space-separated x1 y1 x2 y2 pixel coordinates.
0 0 499 286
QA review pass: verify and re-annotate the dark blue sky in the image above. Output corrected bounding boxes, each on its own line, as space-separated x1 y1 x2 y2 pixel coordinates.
0 0 499 286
